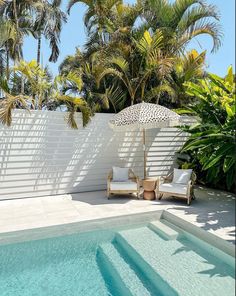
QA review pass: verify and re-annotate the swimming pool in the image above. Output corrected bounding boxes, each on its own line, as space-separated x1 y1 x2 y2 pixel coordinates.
0 213 235 296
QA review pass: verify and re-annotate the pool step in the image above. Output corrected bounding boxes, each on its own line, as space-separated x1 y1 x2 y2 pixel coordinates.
97 243 152 296
148 220 179 240
115 228 178 296
115 226 235 296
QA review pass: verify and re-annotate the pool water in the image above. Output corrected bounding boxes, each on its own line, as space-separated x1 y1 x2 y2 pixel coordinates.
0 220 235 296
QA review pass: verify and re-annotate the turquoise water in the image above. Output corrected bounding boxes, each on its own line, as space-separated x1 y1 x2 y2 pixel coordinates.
0 230 116 296
0 222 235 296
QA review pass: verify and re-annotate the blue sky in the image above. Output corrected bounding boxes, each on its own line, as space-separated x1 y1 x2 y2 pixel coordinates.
23 0 235 76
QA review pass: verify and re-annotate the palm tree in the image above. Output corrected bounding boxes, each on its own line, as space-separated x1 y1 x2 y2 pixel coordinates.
142 0 222 53
59 48 115 112
33 0 67 64
0 60 92 127
0 1 34 76
68 0 120 38
169 49 206 107
54 70 91 128
96 30 174 106
63 0 222 111
13 59 52 109
0 78 29 126
0 19 15 78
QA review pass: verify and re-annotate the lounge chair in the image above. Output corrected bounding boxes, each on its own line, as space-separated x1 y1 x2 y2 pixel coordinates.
156 169 196 205
107 167 140 199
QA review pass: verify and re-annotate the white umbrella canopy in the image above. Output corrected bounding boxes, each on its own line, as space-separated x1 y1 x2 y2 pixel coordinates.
109 102 181 179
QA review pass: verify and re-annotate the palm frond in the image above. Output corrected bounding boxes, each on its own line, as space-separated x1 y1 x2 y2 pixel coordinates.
178 21 222 52
67 0 91 14
55 94 91 128
134 30 163 54
144 84 176 102
0 93 29 126
172 0 206 28
111 56 129 74
177 4 220 33
95 67 123 87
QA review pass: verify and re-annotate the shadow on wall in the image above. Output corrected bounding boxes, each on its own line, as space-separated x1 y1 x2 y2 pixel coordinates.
0 110 191 200
66 118 144 193
0 110 80 199
146 127 187 178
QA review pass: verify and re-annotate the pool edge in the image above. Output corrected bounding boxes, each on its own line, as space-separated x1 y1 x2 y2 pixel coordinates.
161 210 235 258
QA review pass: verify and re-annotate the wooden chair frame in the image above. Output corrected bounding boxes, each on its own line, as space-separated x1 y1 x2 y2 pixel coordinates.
107 168 140 199
156 171 197 205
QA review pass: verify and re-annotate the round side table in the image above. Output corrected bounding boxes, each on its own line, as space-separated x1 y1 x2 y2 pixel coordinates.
143 178 157 200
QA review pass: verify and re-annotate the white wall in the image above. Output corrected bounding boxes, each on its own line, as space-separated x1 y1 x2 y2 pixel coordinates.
0 110 190 200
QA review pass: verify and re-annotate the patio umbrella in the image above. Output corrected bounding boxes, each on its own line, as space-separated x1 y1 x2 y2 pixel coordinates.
109 102 181 179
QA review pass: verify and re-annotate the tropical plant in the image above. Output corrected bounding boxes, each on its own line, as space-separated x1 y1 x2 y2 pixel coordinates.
68 0 121 38
178 66 236 191
53 70 92 128
0 0 66 69
65 0 222 111
0 60 92 127
143 0 222 53
168 49 206 107
33 0 67 64
59 48 118 112
0 60 52 125
0 77 29 126
13 60 52 109
0 0 34 69
96 29 174 107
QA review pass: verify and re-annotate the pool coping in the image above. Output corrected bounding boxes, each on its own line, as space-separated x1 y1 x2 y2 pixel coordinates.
0 209 235 259
0 210 162 245
161 211 235 258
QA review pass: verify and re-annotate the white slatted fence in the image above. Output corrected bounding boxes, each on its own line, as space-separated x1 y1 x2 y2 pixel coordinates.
0 110 191 200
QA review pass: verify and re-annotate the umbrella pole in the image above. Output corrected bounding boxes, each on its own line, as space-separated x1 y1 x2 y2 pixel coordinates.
143 129 147 179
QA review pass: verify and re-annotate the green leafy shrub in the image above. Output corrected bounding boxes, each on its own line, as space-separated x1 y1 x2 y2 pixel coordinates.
178 66 236 191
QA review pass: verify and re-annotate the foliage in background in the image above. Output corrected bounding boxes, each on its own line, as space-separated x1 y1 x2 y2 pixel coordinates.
177 66 236 191
0 0 222 114
0 60 91 128
63 0 222 111
0 0 66 83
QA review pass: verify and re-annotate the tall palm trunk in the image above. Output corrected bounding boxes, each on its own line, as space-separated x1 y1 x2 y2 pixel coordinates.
156 80 163 104
37 34 41 65
35 34 42 110
6 49 9 80
20 77 25 94
13 0 19 31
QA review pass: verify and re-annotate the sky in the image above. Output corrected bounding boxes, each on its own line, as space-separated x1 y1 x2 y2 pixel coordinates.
23 0 235 76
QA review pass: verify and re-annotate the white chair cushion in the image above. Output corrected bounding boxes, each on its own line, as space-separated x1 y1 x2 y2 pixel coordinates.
159 183 187 195
110 181 137 191
172 169 192 184
112 167 129 181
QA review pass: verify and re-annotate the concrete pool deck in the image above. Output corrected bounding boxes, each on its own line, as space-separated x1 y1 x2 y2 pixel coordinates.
0 186 235 244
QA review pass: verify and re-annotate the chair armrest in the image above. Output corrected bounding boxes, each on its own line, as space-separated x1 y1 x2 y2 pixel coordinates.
191 172 197 185
130 176 140 188
186 180 193 197
107 171 113 184
157 175 170 186
129 169 140 186
163 172 173 182
156 177 163 189
187 180 192 187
